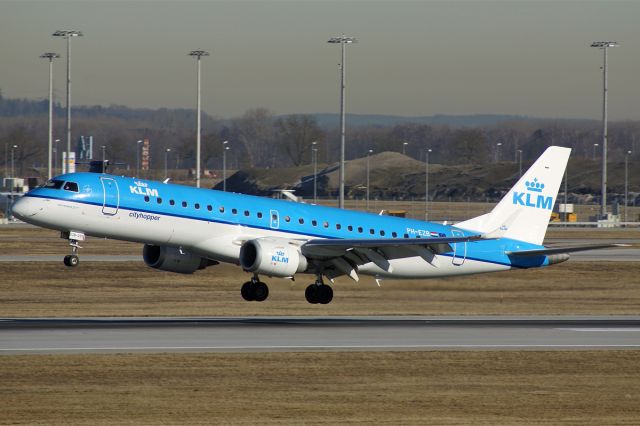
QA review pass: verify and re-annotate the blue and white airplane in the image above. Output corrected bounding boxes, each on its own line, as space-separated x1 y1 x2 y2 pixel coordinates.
11 146 623 304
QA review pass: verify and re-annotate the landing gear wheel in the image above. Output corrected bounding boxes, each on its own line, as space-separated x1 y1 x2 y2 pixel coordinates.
253 282 269 302
305 284 319 304
63 254 79 267
241 281 255 301
318 285 333 304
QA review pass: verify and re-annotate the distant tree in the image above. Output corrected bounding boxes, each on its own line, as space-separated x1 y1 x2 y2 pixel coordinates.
231 108 275 168
273 115 324 166
447 129 489 164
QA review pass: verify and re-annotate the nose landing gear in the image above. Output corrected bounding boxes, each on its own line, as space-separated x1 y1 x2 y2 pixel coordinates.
61 231 85 268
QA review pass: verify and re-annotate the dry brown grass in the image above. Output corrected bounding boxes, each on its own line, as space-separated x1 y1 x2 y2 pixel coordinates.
1 351 639 425
1 260 639 317
0 225 638 317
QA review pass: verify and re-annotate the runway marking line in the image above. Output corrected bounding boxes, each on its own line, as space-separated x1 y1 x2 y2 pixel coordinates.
2 344 640 353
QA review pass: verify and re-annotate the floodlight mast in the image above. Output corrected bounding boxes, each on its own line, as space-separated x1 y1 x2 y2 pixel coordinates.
40 52 60 180
591 41 618 219
52 30 82 173
328 35 356 209
189 50 209 188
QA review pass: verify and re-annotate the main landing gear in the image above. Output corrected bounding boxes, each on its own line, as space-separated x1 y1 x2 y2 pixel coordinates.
62 231 85 268
241 275 269 302
305 276 333 305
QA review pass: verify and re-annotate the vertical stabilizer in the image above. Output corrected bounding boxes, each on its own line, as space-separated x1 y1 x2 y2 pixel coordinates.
457 146 571 245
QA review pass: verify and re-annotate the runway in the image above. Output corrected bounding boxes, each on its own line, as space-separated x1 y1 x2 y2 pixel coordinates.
2 316 640 354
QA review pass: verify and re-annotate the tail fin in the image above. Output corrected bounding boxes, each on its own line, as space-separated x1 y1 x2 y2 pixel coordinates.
456 146 571 245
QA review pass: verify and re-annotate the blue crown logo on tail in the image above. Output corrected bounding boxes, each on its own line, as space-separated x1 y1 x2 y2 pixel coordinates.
513 177 553 210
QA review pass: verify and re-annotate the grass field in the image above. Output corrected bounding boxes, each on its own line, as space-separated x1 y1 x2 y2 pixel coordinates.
1 351 639 425
0 225 638 317
1 225 638 425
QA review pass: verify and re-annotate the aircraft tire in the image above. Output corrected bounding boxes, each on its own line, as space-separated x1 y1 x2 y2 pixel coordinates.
64 254 79 267
253 282 269 302
305 284 319 304
241 281 255 301
318 285 333 304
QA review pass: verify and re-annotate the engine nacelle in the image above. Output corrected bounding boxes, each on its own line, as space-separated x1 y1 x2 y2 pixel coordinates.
239 238 308 277
143 244 216 274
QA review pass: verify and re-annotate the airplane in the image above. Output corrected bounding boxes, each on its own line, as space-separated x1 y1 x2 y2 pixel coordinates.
10 146 627 304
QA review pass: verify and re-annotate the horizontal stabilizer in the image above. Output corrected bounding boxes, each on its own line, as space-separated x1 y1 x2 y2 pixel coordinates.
506 243 631 257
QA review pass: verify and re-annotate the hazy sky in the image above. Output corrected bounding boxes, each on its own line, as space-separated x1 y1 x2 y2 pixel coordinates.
1 0 638 120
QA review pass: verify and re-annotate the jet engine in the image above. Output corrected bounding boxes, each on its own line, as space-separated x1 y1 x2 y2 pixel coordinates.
239 238 308 277
143 244 216 274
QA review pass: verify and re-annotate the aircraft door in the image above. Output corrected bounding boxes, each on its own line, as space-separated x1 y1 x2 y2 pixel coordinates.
100 177 119 215
451 229 466 266
270 209 279 229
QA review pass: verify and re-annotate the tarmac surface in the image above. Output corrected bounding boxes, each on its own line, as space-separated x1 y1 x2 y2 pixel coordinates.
2 316 640 354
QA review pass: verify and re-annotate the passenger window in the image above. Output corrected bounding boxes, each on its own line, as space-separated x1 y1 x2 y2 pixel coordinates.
170 200 175 206
232 208 238 215
219 206 225 213
336 224 341 230
392 232 398 238
404 234 409 238
348 225 353 232
257 212 263 219
144 196 150 202
44 180 64 189
298 218 304 224
323 221 329 228
182 201 187 207
207 205 212 211
157 198 162 204
285 216 291 222
380 230 385 236
358 227 363 233
370 229 375 235
312 220 317 227
244 210 250 217
195 203 200 210
63 181 78 192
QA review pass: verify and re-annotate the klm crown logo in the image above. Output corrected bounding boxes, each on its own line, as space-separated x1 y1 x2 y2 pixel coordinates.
512 177 553 210
525 178 544 193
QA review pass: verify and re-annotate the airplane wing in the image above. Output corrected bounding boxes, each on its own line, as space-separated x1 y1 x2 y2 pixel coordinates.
300 235 483 281
505 243 631 257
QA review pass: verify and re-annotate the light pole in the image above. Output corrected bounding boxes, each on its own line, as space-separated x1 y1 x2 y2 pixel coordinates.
40 52 60 180
496 142 502 163
188 50 209 188
591 41 618 218
222 141 229 192
625 150 632 224
328 35 356 209
593 143 599 160
517 149 523 178
402 142 409 156
366 149 373 210
311 141 318 203
101 145 106 163
164 149 171 179
53 139 60 175
425 148 432 221
10 145 18 178
136 140 143 176
53 30 83 173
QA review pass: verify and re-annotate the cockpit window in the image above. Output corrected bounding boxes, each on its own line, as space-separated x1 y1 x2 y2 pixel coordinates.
44 180 64 189
63 181 79 192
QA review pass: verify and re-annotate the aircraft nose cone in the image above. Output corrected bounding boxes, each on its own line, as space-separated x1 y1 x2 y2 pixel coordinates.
10 196 39 221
